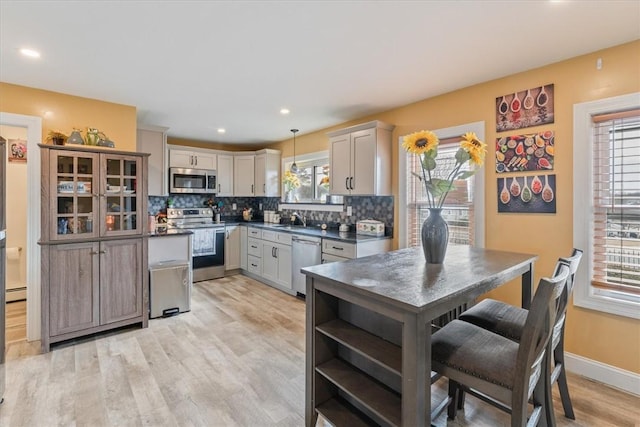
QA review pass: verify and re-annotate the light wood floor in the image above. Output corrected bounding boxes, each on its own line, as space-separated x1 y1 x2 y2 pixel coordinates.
2 275 639 426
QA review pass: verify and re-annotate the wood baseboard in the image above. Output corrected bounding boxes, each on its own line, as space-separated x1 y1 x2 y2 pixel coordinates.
565 352 640 397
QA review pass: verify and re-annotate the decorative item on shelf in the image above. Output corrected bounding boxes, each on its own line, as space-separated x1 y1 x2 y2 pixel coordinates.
97 131 115 148
85 127 100 146
66 129 85 145
282 170 300 202
46 130 67 146
403 130 486 263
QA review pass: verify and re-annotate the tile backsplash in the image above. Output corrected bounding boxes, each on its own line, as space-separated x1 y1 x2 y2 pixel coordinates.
149 194 394 236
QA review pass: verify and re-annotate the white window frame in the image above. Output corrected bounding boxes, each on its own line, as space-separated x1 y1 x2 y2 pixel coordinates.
398 121 485 249
573 92 640 319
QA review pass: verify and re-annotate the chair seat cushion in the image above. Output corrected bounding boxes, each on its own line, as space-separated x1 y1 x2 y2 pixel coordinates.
458 298 527 341
432 320 519 390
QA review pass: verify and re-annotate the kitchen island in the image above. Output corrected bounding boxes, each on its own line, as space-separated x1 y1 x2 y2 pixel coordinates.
301 245 537 427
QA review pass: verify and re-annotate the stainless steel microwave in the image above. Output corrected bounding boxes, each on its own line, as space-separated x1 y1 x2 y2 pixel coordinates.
169 168 217 194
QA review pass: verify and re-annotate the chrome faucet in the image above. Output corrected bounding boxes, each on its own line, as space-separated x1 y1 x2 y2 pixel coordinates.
292 212 306 227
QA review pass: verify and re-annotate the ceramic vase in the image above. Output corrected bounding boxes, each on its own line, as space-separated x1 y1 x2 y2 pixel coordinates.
421 208 449 264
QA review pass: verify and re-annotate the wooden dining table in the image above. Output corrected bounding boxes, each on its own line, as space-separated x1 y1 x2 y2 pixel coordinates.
302 245 537 427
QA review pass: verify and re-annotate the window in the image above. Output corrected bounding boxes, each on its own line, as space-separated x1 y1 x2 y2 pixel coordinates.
398 122 485 249
574 93 640 319
283 153 330 203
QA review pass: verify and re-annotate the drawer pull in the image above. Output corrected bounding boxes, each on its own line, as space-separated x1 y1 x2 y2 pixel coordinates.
332 246 344 250
251 263 257 267
251 245 258 249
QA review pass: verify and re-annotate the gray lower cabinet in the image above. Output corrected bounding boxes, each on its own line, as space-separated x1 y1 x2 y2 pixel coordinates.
42 238 146 351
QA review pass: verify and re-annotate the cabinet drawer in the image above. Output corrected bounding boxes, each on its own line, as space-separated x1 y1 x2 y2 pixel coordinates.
248 238 262 257
247 255 261 274
248 227 261 238
262 229 292 246
322 240 356 259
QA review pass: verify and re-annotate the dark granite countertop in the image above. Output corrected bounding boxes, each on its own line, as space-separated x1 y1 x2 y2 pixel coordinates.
234 222 391 244
301 246 537 313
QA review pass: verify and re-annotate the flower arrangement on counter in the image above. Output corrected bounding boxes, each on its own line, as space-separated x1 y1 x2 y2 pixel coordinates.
403 130 487 208
283 170 301 191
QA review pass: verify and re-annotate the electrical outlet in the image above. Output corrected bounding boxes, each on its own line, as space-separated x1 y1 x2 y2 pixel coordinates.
346 206 352 216
232 203 237 210
259 203 263 210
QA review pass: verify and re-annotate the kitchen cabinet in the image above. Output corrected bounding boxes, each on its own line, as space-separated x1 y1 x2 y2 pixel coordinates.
321 238 392 264
234 154 255 196
243 226 293 294
42 146 145 241
240 225 248 270
328 120 394 195
39 144 149 352
169 148 216 170
216 153 234 196
260 229 292 290
254 149 281 197
137 124 168 196
225 224 241 271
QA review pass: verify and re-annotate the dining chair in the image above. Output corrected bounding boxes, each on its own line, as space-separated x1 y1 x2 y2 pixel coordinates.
458 249 583 421
431 261 571 426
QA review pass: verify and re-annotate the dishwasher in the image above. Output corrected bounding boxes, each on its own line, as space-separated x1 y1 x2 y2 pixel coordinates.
291 234 322 296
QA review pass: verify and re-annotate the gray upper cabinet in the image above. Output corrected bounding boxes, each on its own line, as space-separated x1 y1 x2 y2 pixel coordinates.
328 120 394 196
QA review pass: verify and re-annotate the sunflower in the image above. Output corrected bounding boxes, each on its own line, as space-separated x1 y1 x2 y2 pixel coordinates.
402 130 439 155
283 170 301 189
460 132 487 166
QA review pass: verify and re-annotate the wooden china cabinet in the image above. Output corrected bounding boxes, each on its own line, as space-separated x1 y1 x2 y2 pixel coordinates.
39 144 149 352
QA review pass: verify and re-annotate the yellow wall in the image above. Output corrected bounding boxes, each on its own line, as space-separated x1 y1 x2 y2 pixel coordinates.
0 82 137 151
273 40 640 373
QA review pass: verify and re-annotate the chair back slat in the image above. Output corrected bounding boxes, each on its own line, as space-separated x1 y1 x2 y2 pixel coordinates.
513 262 570 404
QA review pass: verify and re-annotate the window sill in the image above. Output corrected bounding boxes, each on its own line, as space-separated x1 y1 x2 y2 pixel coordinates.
278 202 344 212
574 289 640 320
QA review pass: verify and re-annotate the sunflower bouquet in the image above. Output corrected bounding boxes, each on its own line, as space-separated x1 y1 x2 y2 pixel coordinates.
283 170 301 191
403 130 487 208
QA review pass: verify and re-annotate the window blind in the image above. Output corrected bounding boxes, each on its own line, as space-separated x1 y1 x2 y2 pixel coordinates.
592 109 640 295
406 138 475 248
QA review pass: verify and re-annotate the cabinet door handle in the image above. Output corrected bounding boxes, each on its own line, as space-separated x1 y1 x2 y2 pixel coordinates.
274 247 278 258
195 156 198 166
345 177 349 190
90 251 99 255
263 184 266 193
99 250 107 254
226 230 229 239
271 247 275 257
251 184 254 194
349 177 354 190
218 184 221 192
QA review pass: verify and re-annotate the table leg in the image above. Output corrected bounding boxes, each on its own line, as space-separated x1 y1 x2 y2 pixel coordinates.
305 280 317 427
402 312 429 427
521 262 534 309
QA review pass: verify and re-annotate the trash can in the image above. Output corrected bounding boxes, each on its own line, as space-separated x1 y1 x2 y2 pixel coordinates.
149 261 191 318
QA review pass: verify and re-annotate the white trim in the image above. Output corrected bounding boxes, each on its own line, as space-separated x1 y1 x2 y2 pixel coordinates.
0 112 42 342
398 121 485 249
278 203 343 212
565 352 640 397
282 150 329 167
573 92 640 319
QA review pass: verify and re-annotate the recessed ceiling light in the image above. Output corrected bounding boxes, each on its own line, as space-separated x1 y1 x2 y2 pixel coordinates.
280 108 290 115
217 128 226 134
20 48 41 58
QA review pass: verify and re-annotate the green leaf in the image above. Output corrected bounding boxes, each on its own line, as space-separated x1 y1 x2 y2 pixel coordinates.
429 178 455 196
456 170 476 180
455 147 470 163
422 155 436 171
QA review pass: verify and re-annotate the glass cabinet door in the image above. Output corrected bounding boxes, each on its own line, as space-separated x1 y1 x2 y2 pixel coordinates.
101 154 142 236
51 151 99 240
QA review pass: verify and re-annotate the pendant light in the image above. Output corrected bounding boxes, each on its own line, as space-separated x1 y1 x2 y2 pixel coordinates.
290 128 299 173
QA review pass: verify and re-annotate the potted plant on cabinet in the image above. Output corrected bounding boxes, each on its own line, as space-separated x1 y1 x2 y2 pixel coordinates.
46 130 67 146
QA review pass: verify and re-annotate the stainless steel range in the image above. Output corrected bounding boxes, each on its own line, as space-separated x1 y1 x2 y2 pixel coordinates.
167 208 225 282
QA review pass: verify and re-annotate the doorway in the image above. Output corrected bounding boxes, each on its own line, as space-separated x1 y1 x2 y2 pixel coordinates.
0 113 42 344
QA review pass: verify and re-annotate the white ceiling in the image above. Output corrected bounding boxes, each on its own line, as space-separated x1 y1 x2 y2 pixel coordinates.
1 1 639 145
